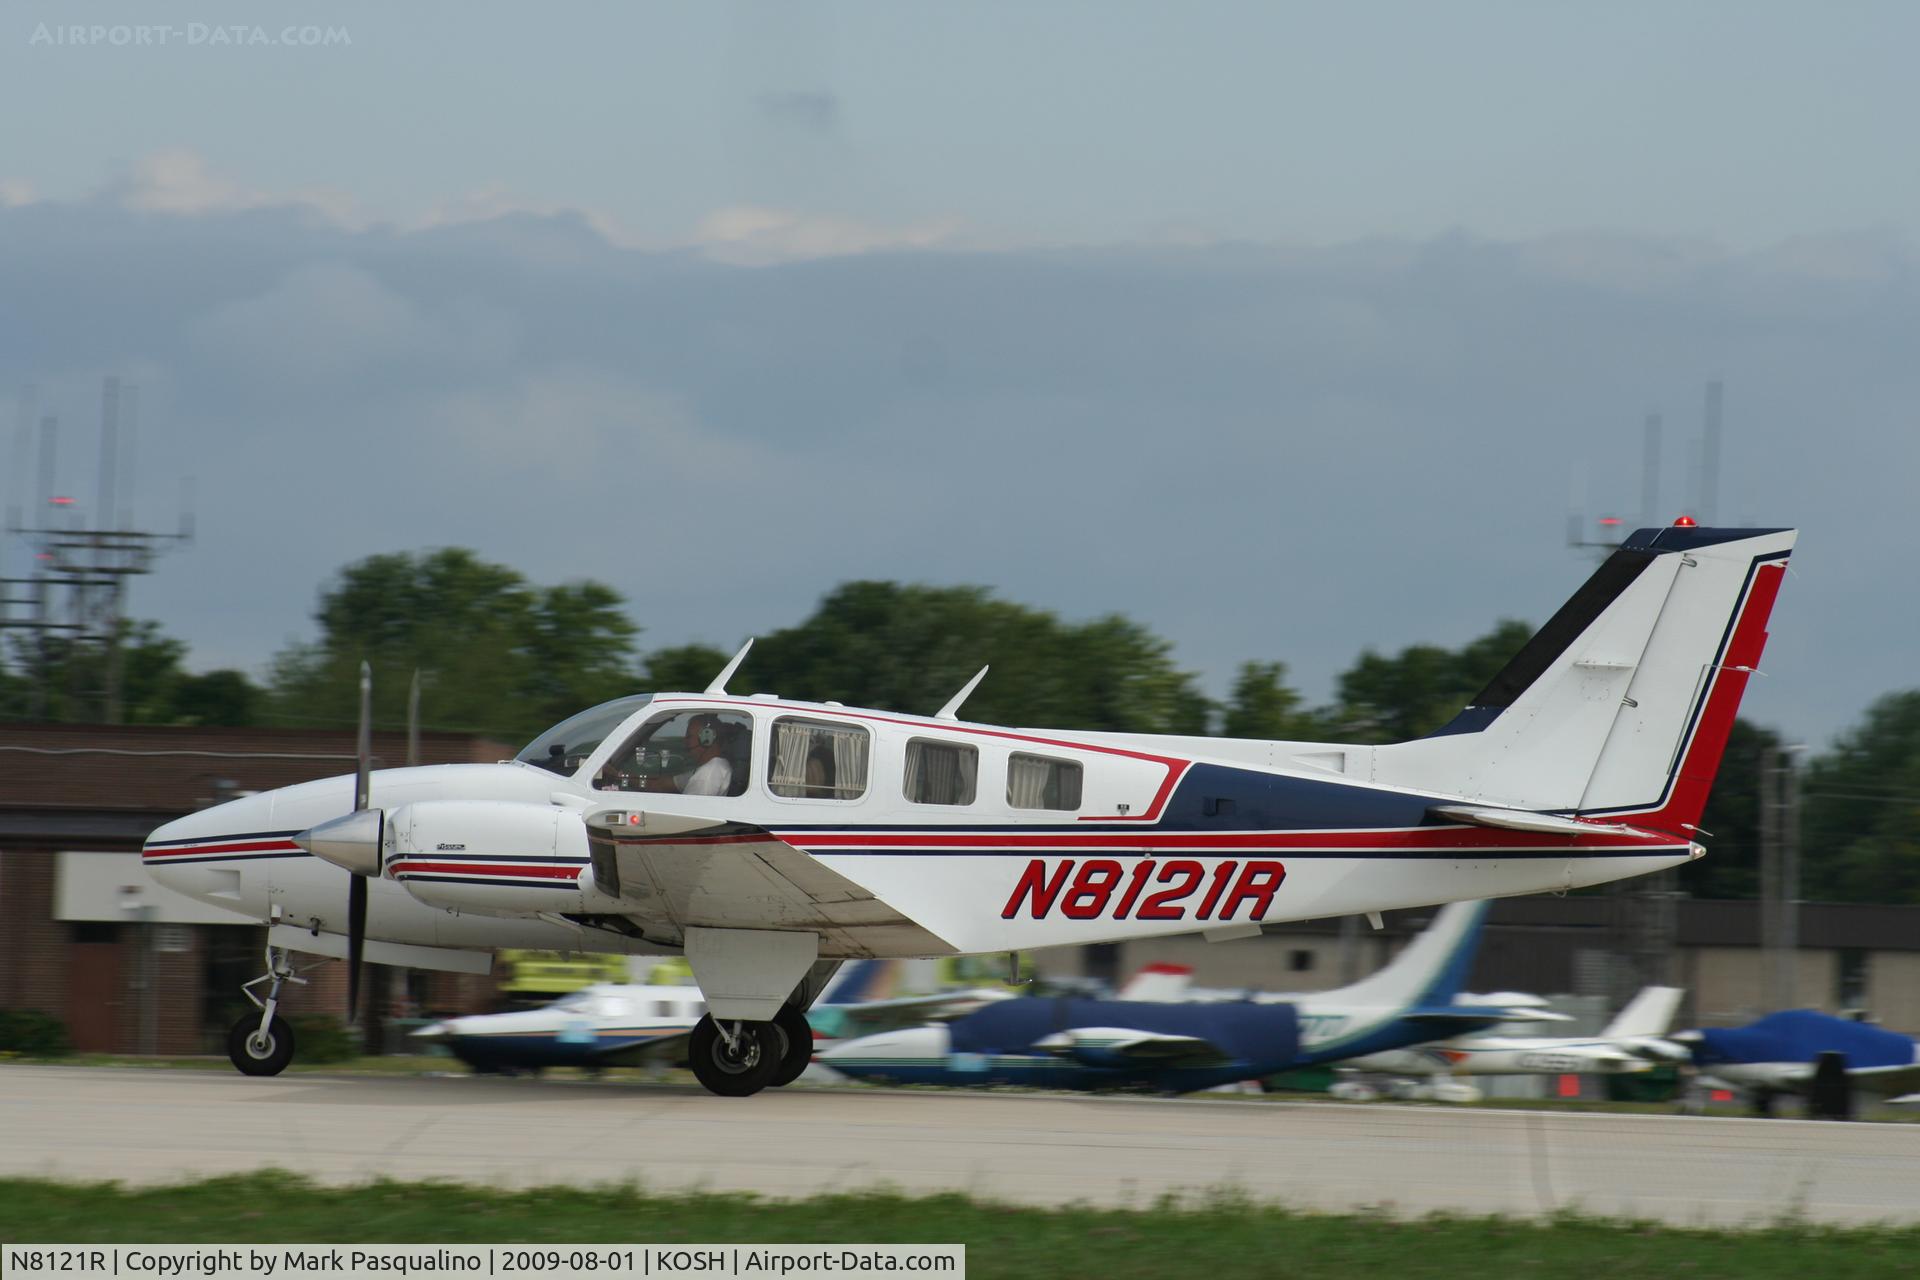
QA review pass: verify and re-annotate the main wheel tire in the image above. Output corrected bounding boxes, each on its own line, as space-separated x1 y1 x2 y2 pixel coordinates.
227 1014 296 1076
769 1006 813 1088
688 1015 780 1097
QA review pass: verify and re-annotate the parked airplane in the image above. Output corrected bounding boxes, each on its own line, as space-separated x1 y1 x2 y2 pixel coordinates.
818 899 1554 1090
143 524 1796 1095
1673 1010 1920 1115
1333 985 1687 1100
415 959 1012 1076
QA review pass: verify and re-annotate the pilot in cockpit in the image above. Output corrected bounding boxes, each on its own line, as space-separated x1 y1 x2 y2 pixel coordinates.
619 714 726 796
596 712 742 796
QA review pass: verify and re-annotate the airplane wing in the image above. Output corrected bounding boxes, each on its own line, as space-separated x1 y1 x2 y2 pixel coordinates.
832 989 1012 1035
587 809 949 954
1845 1062 1920 1100
1031 1027 1236 1069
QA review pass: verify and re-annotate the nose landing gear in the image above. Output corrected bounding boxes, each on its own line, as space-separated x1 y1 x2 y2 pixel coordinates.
225 945 313 1077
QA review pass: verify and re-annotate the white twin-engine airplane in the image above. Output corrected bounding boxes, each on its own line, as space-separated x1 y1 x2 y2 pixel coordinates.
144 523 1795 1096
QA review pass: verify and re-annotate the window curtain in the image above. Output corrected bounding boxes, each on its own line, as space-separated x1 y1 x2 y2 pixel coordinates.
1008 755 1050 808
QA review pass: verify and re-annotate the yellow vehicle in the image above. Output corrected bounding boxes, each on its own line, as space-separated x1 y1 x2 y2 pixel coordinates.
497 950 630 1007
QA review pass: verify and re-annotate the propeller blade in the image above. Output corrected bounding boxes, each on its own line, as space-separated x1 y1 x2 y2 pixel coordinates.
347 873 367 1021
354 660 372 812
349 660 372 1023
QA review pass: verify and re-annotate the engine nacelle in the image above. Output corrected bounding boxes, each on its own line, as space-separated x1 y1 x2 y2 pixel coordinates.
387 800 601 916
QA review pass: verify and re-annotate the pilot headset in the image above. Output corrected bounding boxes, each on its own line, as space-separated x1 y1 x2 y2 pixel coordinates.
692 717 719 747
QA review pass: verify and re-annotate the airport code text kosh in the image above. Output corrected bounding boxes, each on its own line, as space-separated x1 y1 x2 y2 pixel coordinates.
2 1247 964 1279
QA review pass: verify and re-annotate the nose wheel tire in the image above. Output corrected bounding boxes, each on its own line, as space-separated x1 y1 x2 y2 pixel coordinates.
769 1006 813 1088
688 1015 781 1097
227 1014 296 1076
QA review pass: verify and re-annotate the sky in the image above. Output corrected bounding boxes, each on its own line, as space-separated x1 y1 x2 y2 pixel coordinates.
2 2 1916 746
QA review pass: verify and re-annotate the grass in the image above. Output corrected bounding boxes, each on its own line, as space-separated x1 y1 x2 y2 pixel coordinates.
3 1173 1919 1278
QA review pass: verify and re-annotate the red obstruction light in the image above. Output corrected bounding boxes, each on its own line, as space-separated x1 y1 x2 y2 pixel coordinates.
1673 514 1699 527
49 496 74 507
1598 516 1623 527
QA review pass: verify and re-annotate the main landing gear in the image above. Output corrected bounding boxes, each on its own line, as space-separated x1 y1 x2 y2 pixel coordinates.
688 1006 813 1097
226 945 309 1076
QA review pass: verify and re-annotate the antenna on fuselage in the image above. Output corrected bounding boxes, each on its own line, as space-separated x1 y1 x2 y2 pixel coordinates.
705 638 754 695
934 665 989 721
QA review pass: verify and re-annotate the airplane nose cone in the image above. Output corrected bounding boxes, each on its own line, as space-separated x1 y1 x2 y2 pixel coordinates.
142 792 281 900
293 809 386 877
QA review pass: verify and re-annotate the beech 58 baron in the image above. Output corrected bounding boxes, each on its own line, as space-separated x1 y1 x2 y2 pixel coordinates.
144 523 1796 1096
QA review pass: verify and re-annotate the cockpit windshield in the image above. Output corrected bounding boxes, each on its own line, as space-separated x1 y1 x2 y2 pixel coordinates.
515 695 654 776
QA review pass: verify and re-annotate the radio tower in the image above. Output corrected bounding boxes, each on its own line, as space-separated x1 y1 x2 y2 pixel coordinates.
2 376 192 723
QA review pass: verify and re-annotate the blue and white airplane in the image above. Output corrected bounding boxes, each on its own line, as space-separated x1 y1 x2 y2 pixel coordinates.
1674 1010 1920 1112
414 959 1010 1076
818 899 1554 1092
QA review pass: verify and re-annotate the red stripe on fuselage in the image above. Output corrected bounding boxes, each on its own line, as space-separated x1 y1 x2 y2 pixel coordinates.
142 839 301 859
783 826 1675 851
388 861 583 879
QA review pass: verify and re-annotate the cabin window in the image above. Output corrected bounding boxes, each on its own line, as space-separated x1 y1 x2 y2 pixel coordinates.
904 738 978 806
769 717 870 800
1007 753 1083 810
595 709 752 797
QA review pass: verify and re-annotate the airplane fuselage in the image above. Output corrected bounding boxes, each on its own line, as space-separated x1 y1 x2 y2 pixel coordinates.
144 693 1701 969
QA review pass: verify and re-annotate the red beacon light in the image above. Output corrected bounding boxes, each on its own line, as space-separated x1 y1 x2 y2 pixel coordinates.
1673 514 1698 527
1597 516 1623 527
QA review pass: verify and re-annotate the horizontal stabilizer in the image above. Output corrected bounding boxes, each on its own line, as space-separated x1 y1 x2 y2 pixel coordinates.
1430 805 1631 837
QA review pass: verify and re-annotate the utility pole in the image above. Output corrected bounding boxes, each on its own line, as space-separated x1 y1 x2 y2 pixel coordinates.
1759 745 1803 1012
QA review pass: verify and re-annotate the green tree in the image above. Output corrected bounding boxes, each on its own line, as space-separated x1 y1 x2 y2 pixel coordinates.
639 643 735 695
0 621 262 726
1327 618 1534 742
1680 718 1783 899
268 549 639 744
1221 660 1325 740
1800 690 1920 903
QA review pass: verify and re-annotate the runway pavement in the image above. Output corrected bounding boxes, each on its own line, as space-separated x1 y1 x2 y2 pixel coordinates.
3 1065 1917 1225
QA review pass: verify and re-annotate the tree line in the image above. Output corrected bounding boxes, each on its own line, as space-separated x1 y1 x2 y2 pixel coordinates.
3 548 1914 905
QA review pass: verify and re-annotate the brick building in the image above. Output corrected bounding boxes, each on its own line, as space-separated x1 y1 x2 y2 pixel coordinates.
0 722 508 1054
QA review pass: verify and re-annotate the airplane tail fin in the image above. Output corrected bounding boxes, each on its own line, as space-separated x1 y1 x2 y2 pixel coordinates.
817 959 889 1006
1376 526 1796 837
1314 900 1489 1012
1601 985 1685 1038
1115 962 1194 1002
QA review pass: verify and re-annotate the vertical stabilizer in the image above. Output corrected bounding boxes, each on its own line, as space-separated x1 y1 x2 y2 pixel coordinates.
1298 900 1489 1014
1601 985 1684 1038
1374 526 1795 832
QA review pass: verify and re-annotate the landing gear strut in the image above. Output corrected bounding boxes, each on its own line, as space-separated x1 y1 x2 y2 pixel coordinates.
688 1015 785 1097
226 945 307 1077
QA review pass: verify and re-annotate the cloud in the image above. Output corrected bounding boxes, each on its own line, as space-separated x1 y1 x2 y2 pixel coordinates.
0 193 1911 748
690 205 967 265
112 147 360 223
755 90 840 133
